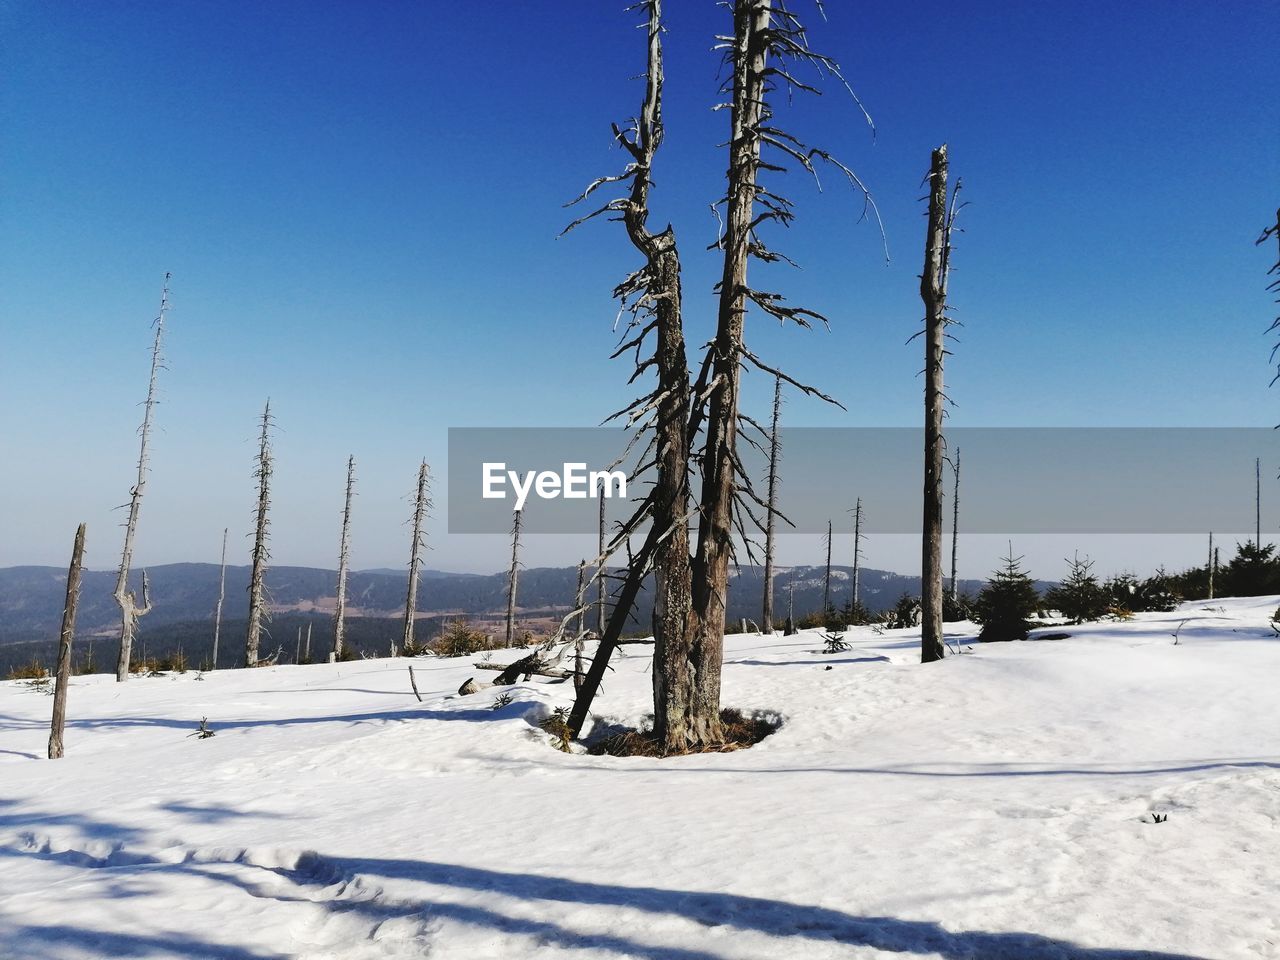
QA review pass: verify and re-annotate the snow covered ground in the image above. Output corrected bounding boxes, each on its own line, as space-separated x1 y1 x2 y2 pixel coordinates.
2 597 1278 959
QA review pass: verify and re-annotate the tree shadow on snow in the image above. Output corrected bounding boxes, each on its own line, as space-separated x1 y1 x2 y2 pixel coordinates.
258 854 1211 960
0 924 290 960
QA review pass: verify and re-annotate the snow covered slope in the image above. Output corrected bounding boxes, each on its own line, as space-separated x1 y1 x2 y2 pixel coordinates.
1 598 1277 959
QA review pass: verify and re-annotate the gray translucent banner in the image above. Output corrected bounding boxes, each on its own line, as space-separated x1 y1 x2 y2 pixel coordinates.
447 427 1280 535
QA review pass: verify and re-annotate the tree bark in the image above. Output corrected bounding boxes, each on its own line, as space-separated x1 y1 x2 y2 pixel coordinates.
115 274 169 681
245 401 273 667
49 523 86 760
919 144 951 664
334 455 355 658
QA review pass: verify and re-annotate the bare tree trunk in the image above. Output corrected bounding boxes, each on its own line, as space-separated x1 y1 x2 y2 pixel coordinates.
402 460 430 654
334 455 355 658
949 448 961 601
114 274 169 681
919 144 956 665
245 401 274 667
681 0 777 747
1208 531 1215 600
505 508 522 647
597 494 607 637
304 622 311 662
1257 457 1262 547
49 523 86 759
823 519 833 613
852 497 864 608
212 526 227 669
762 374 783 633
562 0 697 750
574 559 586 691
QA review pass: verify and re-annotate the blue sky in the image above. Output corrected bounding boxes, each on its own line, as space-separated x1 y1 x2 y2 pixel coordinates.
1 1 1276 579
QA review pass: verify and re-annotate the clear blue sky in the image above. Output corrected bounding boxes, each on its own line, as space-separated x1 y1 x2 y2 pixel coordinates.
2 1 1276 580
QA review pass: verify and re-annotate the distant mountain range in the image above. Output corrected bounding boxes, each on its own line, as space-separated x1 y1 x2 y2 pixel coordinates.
0 562 1021 673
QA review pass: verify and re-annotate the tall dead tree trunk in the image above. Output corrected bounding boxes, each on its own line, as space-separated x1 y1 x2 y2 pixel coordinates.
822 520 833 613
563 0 694 751
114 274 169 681
762 374 783 633
212 526 227 669
1256 457 1262 547
245 401 274 667
1208 531 1215 600
334 455 355 658
683 0 777 746
505 508 522 646
851 497 864 608
919 144 958 664
565 0 875 746
48 523 86 759
597 495 607 637
948 447 961 601
402 460 430 654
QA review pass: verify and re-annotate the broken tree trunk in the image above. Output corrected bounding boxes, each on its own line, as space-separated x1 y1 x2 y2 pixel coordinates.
49 523 86 759
245 401 274 667
919 144 956 664
334 455 355 659
114 274 169 681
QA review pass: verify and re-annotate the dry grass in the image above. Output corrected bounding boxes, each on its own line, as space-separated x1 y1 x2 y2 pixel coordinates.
588 708 780 758
6 660 49 681
433 620 504 657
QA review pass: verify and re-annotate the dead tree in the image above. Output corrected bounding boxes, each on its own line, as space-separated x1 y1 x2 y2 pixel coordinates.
212 526 227 669
597 495 607 637
918 144 960 664
402 460 430 654
505 508 522 646
245 401 274 667
574 559 587 690
562 0 696 751
822 520 833 613
1257 457 1262 547
762 374 783 633
948 448 961 600
48 523 86 759
1208 531 1215 600
564 0 875 747
851 497 865 607
334 455 355 658
114 274 169 681
685 0 871 742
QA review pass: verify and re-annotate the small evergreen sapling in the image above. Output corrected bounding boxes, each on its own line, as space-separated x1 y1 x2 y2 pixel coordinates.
1044 553 1106 624
973 549 1039 642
